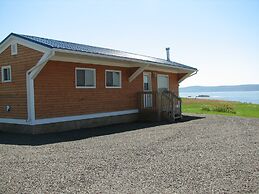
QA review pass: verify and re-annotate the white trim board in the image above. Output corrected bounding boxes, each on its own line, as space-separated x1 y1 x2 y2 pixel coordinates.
53 48 196 73
0 118 27 125
0 35 50 55
0 109 139 125
1 65 12 83
26 50 55 124
32 109 139 125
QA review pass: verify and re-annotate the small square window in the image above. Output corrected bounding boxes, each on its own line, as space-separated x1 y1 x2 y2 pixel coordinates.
1 66 12 83
11 44 17 55
75 68 96 88
105 70 121 88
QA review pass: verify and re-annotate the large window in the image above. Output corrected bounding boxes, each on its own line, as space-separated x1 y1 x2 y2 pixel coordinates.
1 65 12 83
75 68 96 88
157 74 169 92
105 70 121 88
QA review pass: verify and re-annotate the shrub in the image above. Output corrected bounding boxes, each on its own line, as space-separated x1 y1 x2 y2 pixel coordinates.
201 105 211 111
211 104 236 114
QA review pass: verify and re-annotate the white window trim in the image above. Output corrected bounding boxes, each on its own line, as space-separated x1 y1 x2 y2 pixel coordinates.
143 72 152 91
105 70 122 88
11 43 18 55
157 74 169 90
1 65 12 83
75 67 96 88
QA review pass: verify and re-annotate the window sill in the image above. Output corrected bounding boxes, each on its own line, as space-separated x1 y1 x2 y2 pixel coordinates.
105 86 121 89
2 80 12 83
76 86 96 89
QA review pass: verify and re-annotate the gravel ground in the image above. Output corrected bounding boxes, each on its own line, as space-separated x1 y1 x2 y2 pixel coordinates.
0 114 258 193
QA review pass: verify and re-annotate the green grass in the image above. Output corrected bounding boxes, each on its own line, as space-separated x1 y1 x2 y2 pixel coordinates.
182 98 259 118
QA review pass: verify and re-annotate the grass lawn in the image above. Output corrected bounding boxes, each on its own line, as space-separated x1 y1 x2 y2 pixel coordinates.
182 98 259 118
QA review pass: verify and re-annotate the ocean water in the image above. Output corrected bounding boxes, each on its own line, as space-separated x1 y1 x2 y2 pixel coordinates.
180 91 259 104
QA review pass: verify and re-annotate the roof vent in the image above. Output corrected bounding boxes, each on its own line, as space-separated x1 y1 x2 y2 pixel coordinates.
166 47 170 61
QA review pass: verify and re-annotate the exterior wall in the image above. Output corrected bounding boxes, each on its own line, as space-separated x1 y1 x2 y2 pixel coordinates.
34 61 180 119
0 44 43 119
170 73 179 95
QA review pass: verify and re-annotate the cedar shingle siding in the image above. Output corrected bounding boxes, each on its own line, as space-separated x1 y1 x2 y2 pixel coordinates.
0 44 43 119
34 61 179 119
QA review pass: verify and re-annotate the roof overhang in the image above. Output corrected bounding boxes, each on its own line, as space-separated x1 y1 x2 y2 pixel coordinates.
51 49 196 74
0 33 197 75
0 34 50 54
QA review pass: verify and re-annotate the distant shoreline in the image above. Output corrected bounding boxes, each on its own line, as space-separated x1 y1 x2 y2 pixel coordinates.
180 84 259 93
180 90 259 104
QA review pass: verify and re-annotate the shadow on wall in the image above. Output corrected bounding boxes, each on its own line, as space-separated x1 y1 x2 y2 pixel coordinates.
0 115 204 146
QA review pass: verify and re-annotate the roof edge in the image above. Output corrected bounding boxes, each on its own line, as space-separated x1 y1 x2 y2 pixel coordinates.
0 33 197 72
53 48 197 73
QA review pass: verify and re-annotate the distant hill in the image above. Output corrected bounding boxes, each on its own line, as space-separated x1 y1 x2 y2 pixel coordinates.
180 84 259 92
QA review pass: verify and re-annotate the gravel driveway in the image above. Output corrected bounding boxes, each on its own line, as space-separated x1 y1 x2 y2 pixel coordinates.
0 114 258 193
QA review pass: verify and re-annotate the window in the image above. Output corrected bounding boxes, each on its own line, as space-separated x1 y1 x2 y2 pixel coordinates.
157 74 169 91
143 72 152 91
75 68 96 88
1 66 12 83
105 70 121 88
11 43 17 55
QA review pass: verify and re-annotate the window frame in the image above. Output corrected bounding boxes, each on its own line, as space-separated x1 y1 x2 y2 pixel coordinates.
1 65 12 83
105 70 122 88
75 67 96 89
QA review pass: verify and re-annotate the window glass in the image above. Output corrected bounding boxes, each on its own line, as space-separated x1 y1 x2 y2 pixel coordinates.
158 75 169 91
4 69 9 80
143 74 151 91
113 72 120 87
106 71 121 87
106 71 113 86
85 70 94 86
76 69 95 87
76 69 86 87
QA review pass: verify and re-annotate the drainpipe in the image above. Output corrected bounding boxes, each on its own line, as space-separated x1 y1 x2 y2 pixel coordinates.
26 50 55 124
178 70 198 84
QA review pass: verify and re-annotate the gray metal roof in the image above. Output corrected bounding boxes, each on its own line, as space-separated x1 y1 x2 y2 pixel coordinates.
10 33 197 71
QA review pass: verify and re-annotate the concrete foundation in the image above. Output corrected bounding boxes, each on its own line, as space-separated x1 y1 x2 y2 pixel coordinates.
0 113 139 134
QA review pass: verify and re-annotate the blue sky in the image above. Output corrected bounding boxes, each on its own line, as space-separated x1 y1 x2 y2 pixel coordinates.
1 0 258 87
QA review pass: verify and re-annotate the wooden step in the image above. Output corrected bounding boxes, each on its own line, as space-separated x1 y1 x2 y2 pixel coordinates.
174 114 182 120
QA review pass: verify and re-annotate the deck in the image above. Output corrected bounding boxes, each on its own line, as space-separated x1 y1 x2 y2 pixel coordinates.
139 91 182 122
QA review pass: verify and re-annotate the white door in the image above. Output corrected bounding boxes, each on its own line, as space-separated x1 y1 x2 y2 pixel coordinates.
157 74 169 92
143 72 152 108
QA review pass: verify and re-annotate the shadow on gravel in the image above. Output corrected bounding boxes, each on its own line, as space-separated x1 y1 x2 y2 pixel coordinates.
0 115 204 146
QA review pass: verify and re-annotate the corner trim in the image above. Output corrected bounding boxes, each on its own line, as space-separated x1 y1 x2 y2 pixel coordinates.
26 50 55 124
